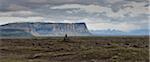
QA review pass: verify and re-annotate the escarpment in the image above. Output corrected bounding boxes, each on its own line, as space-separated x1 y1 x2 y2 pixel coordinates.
0 22 91 37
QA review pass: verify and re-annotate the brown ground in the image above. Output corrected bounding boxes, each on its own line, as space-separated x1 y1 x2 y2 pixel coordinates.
0 36 149 62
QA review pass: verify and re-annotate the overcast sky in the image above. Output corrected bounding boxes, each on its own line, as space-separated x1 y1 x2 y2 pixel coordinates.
0 0 149 32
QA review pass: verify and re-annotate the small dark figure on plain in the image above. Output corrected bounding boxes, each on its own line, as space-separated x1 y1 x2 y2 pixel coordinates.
64 34 69 42
65 34 68 38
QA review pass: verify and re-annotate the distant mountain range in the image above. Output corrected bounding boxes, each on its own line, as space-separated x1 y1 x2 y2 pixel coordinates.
90 29 149 36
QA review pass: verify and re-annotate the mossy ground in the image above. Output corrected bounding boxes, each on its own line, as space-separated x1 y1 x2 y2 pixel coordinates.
0 36 149 62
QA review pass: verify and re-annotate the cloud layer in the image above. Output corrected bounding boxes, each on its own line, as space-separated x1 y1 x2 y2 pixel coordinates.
0 0 149 32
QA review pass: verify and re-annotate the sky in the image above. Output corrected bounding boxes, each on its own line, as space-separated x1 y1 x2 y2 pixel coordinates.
0 0 149 32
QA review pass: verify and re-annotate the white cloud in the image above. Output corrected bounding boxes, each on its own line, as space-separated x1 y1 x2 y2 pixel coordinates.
50 2 149 18
51 4 104 13
0 17 44 25
78 18 142 32
0 11 39 17
50 4 126 18
105 2 148 18
106 0 123 3
8 4 29 11
87 22 142 32
28 0 48 3
122 2 149 17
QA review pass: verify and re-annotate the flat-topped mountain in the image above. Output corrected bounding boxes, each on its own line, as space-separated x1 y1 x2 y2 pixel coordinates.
0 22 91 37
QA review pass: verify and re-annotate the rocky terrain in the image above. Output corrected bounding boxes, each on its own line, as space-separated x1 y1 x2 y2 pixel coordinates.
0 36 149 62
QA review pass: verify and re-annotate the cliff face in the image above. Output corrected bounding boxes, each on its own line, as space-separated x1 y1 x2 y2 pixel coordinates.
0 22 91 37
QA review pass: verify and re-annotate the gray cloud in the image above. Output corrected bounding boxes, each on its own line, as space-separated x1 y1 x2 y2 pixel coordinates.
0 0 149 31
124 0 149 2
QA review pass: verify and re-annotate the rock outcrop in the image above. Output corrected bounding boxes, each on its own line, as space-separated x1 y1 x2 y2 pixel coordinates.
0 22 91 37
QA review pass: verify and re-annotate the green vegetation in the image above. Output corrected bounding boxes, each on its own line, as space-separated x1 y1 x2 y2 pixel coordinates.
0 36 149 62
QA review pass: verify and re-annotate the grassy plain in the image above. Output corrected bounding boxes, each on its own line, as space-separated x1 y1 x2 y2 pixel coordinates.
0 36 149 62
